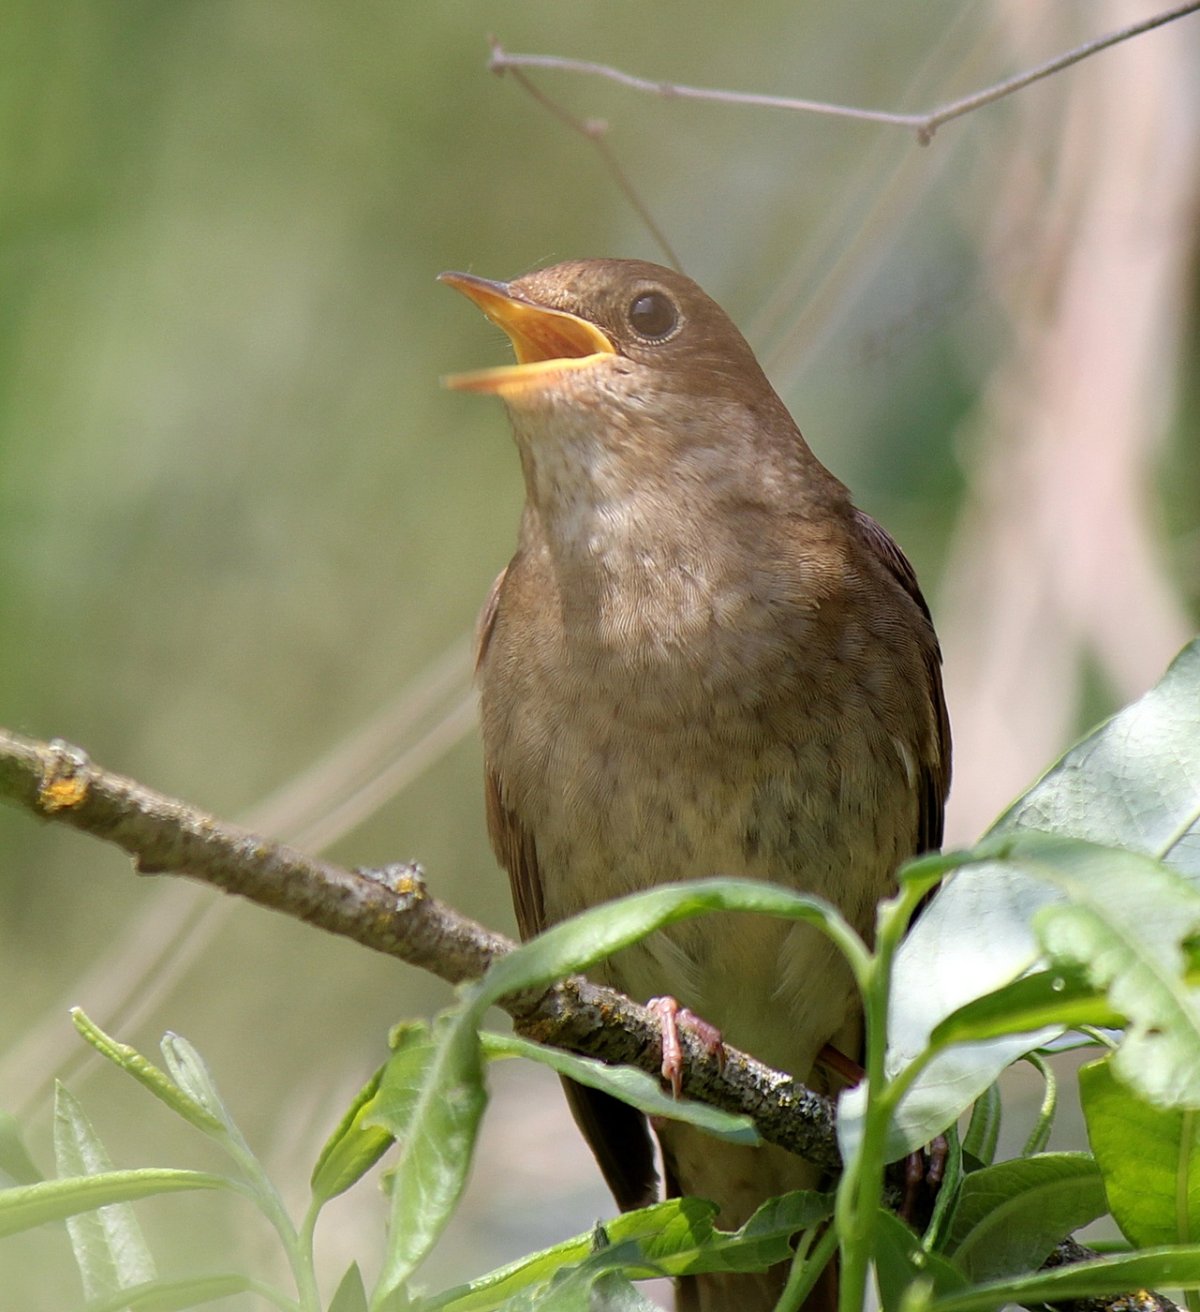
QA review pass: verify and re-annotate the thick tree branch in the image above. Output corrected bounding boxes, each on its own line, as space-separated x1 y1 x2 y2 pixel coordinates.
490 2 1200 145
0 726 839 1172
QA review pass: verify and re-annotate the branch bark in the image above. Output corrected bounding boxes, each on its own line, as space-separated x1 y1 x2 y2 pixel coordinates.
0 726 840 1172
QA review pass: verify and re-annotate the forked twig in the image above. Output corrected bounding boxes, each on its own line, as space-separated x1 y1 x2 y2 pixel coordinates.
490 2 1200 145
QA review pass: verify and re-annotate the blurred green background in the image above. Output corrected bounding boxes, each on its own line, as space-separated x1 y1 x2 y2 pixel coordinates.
2 2 1197 1305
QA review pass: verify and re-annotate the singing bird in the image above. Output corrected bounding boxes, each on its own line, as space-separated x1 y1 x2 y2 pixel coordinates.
441 259 950 1310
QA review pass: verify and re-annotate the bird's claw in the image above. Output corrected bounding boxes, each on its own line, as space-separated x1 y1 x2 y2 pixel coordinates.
647 996 725 1097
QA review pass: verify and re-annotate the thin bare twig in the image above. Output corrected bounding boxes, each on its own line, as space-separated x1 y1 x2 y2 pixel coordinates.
489 39 684 272
0 726 839 1172
489 2 1200 145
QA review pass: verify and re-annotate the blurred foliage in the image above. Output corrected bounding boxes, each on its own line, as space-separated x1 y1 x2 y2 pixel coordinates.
1 1 1196 1305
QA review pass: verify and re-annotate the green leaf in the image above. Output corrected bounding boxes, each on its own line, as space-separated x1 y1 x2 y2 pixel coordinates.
159 1033 236 1131
1025 837 1200 1107
1081 1056 1200 1246
884 641 1200 1153
70 1011 224 1137
0 1169 231 1238
928 1244 1200 1311
1018 1052 1057 1157
960 1084 1000 1168
481 1032 757 1144
369 1009 487 1305
994 638 1200 875
76 1273 294 1312
423 1200 715 1310
940 1152 1106 1280
929 967 1116 1049
475 877 866 1011
424 1193 831 1310
0 1108 42 1185
366 1023 437 1143
310 1062 396 1206
330 1263 370 1312
921 1124 963 1253
873 1209 966 1309
54 1083 156 1300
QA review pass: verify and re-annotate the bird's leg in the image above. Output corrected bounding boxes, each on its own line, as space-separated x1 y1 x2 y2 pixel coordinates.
819 1042 947 1223
647 996 725 1097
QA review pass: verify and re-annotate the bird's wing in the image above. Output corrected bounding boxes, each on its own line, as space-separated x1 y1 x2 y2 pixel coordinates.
478 566 660 1211
852 509 952 854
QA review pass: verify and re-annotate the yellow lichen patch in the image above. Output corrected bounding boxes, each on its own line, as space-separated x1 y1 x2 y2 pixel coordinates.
39 773 89 812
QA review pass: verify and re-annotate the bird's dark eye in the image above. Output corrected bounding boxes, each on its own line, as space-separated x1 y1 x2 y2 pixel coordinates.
627 290 679 340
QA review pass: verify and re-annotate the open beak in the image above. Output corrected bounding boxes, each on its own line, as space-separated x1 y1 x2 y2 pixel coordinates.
439 271 616 395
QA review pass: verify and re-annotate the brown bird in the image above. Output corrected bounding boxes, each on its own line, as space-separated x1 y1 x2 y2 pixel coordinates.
441 259 950 1311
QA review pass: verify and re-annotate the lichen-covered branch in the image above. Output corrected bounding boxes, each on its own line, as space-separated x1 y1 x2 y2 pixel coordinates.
0 726 840 1172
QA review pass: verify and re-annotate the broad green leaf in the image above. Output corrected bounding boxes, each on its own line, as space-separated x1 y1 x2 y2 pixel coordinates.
54 1084 156 1299
928 1244 1200 1311
310 1061 396 1205
873 1209 966 1310
369 1009 487 1305
70 1011 224 1137
995 638 1200 876
0 1169 230 1238
77 1273 293 1312
940 1152 1106 1280
475 878 866 1011
884 641 1200 1153
481 1033 757 1144
330 1263 370 1312
1026 838 1200 1107
1081 1056 1200 1246
0 1109 41 1184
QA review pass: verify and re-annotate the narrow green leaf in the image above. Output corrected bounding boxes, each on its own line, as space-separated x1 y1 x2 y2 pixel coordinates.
77 1272 295 1312
422 1200 715 1310
1081 1056 1200 1246
365 1023 437 1144
1019 1052 1056 1157
874 1209 966 1310
476 878 866 1011
928 1244 1200 1312
0 1169 231 1238
329 1263 370 1312
921 1125 963 1253
159 1034 235 1130
310 1062 395 1206
424 1193 830 1310
369 1010 487 1304
481 1033 757 1144
960 1084 1000 1167
941 1152 1106 1280
70 1011 224 1137
54 1084 156 1299
929 968 1115 1049
0 1109 42 1184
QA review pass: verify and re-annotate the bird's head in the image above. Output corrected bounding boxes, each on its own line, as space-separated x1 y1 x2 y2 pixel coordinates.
440 259 836 548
